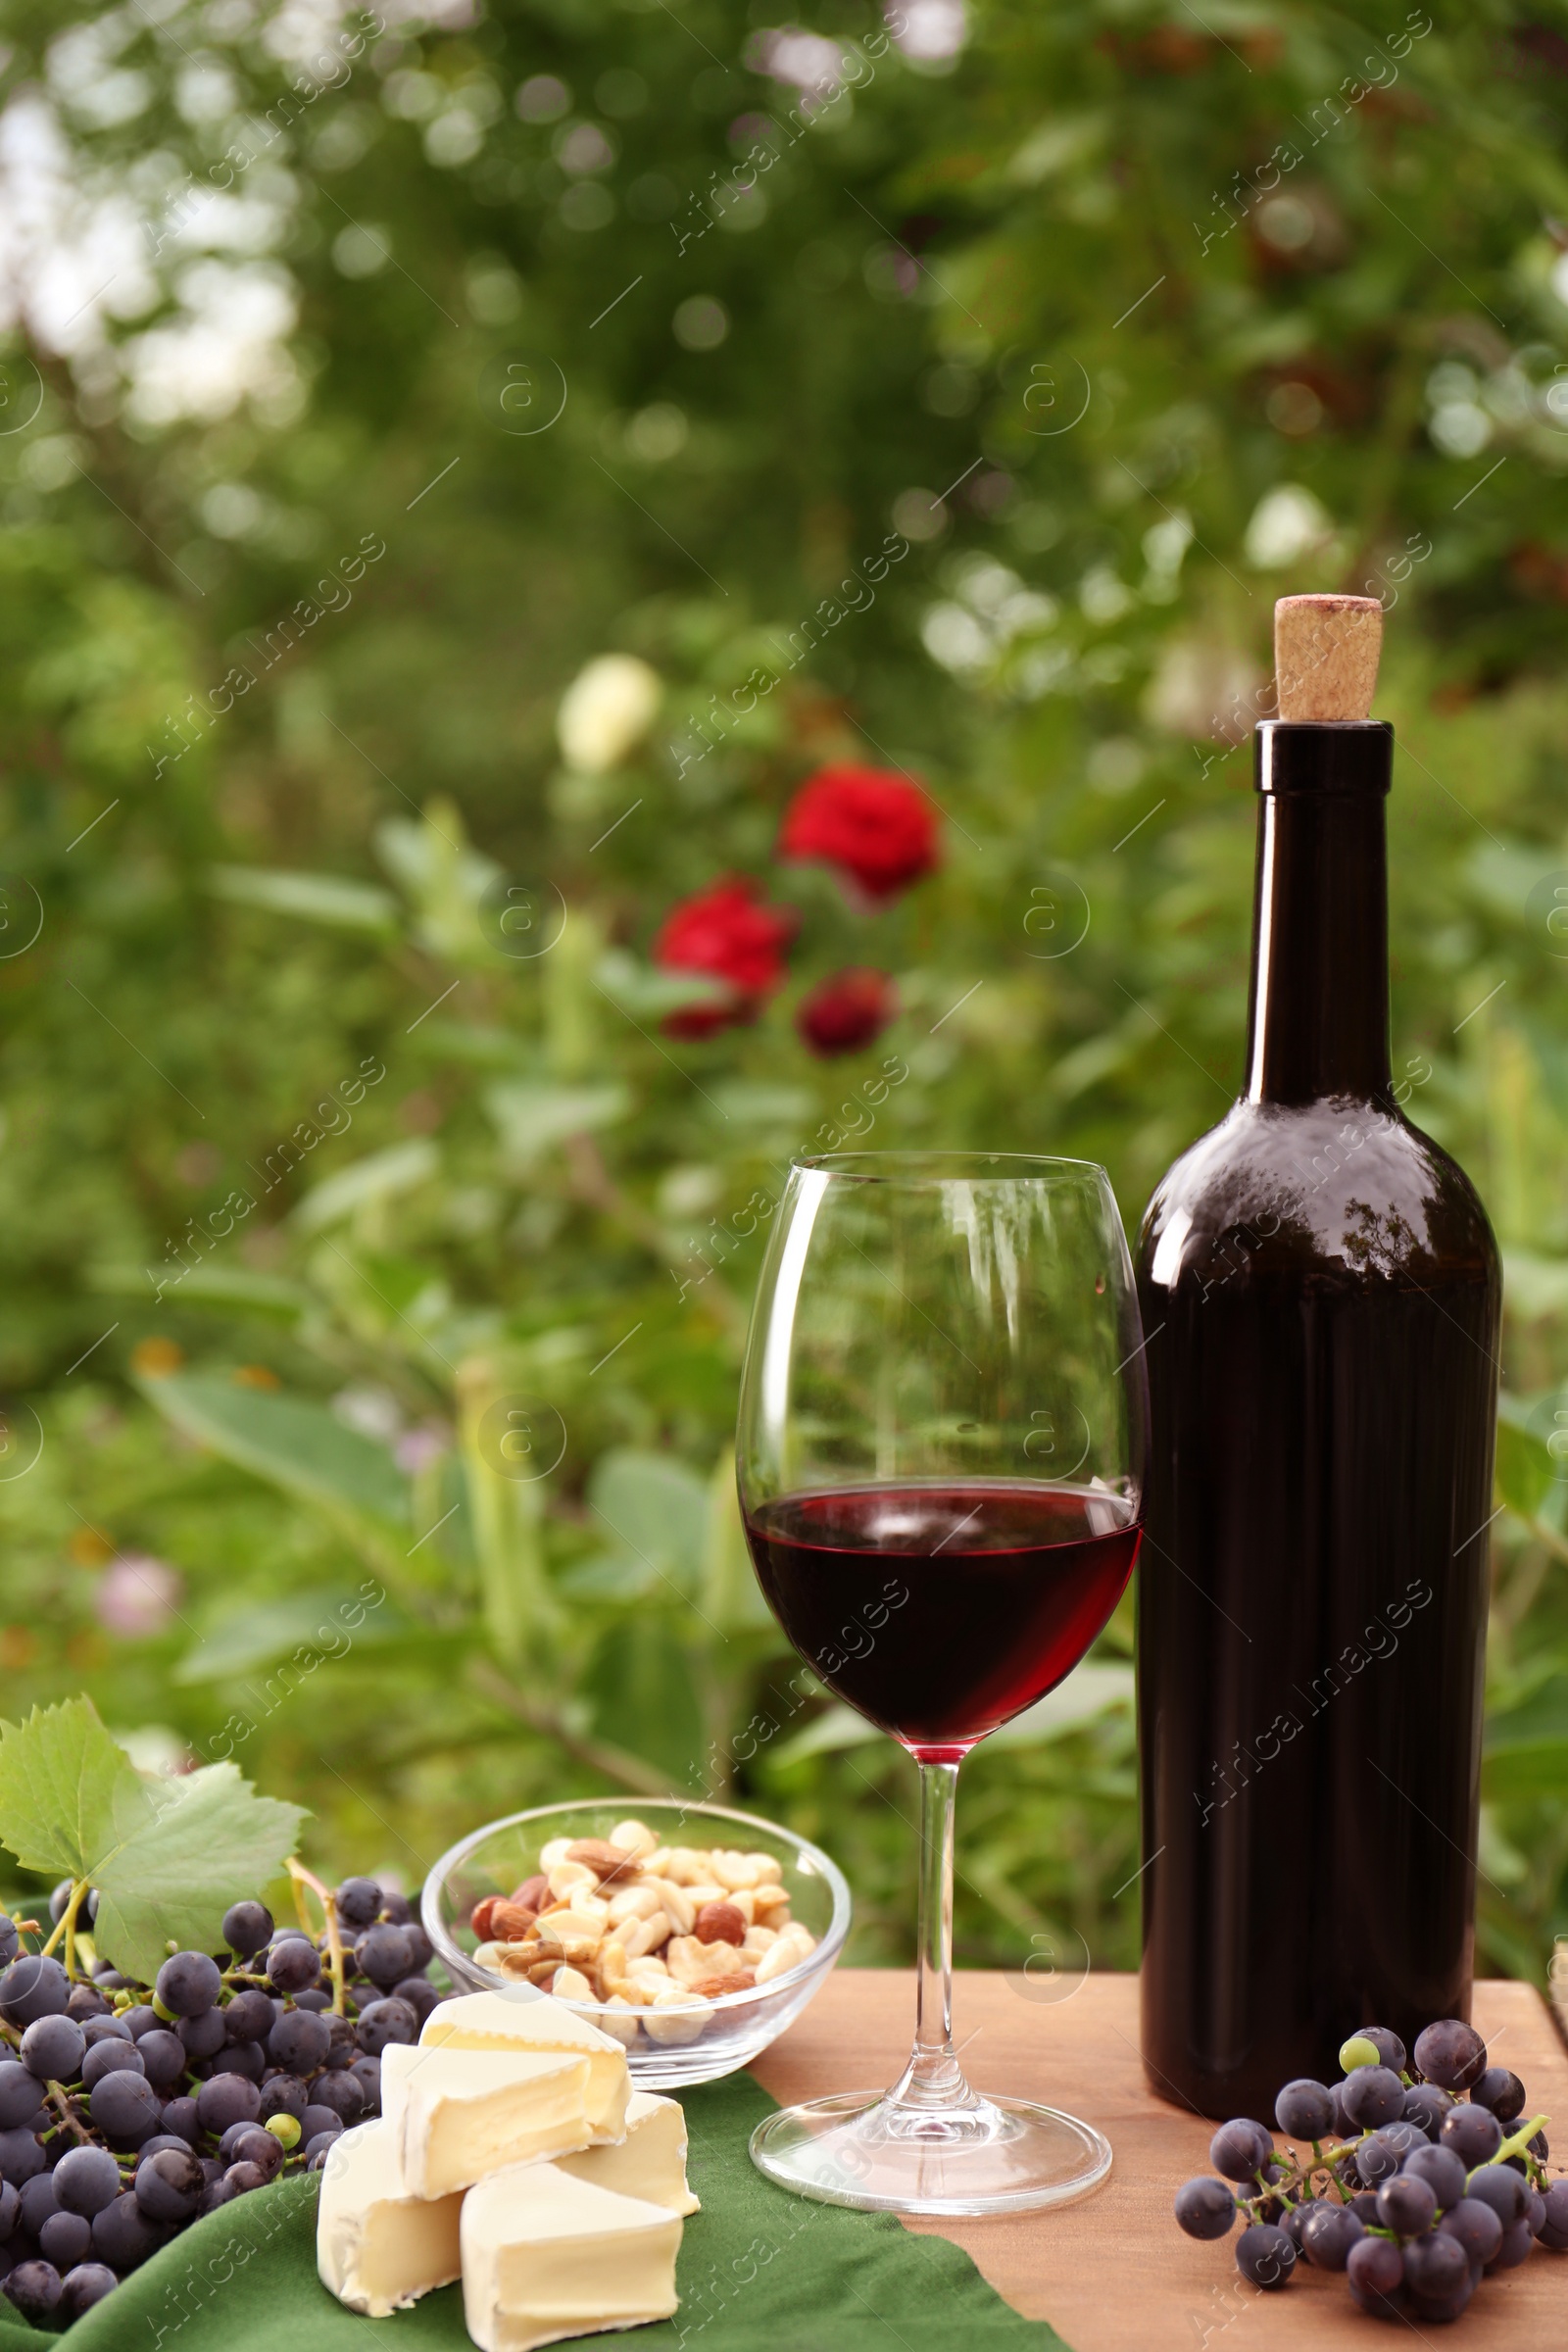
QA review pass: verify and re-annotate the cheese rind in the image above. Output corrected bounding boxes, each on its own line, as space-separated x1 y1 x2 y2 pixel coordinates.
461 2162 682 2352
316 2119 463 2317
380 2043 594 2198
420 1989 630 2143
554 2090 699 2216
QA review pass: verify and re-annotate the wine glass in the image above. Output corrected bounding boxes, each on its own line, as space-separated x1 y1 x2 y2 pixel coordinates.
736 1152 1146 2215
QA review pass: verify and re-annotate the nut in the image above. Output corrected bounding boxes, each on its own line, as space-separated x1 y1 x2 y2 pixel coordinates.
490 1900 538 1942
666 1935 751 1989
599 1996 640 2047
565 1838 641 1885
550 1965 594 2002
693 1901 747 1947
756 1936 808 1984
622 1912 671 1960
656 1882 697 1936
547 1860 597 1902
607 1884 662 1927
510 1875 550 1911
609 1819 659 1859
470 1896 501 1942
642 1988 711 2046
539 1838 573 1870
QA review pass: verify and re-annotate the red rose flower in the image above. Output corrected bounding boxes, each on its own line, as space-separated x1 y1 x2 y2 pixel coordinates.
654 877 796 1038
779 764 940 904
796 968 897 1058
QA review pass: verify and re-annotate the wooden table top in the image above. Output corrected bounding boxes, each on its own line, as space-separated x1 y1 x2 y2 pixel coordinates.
752 1971 1568 2350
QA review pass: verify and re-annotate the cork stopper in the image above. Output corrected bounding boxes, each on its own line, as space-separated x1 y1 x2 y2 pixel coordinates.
1273 594 1383 721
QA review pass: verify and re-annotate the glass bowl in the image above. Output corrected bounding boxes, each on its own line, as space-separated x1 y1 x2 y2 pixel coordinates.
421 1798 852 2088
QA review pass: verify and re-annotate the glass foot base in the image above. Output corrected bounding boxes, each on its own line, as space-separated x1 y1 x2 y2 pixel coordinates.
749 2088 1112 2217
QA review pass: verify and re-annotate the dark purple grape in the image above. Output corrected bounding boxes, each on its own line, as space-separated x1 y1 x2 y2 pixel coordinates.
60 2260 118 2318
400 1926 433 1974
82 2040 144 2092
88 2072 162 2149
301 2105 344 2144
1300 2203 1363 2271
1400 2141 1466 2209
307 2072 365 2124
0 2182 17 2240
268 2009 330 2074
65 1985 109 2024
350 2055 380 2108
1467 2163 1529 2225
1539 2180 1568 2249
221 1989 274 2044
83 2016 133 2048
1341 2065 1404 2132
354 1927 414 1990
1413 2019 1486 2093
19 2174 57 2235
134 2148 203 2222
1487 2215 1536 2272
0 1958 70 2030
1353 2132 1403 2186
266 1941 319 1997
3 2257 62 2322
20 2014 84 2084
133 2031 186 2093
1402 2227 1468 2305
334 1880 382 1929
120 2007 157 2041
91 1970 126 1990
304 2132 341 2168
1526 2184 1546 2235
377 1890 414 1926
1400 2083 1452 2140
1468 2065 1525 2122
39 2210 91 2271
0 2128 45 2187
156 1953 221 2019
1272 2080 1333 2142
159 2097 199 2145
0 2069 40 2132
257 2076 308 2125
208 2042 265 2084
195 2075 260 2135
1174 2178 1236 2240
1347 2230 1403 2314
197 2179 235 2217
392 1977 441 2024
220 1901 272 1957
1279 2198 1321 2250
1439 2195 1502 2267
46 1884 74 1926
228 2130 283 2182
1233 2222 1294 2289
1376 2174 1436 2237
355 1998 416 2057
90 2191 167 2273
222 2161 268 2197
176 2010 226 2063
52 2146 122 2219
1439 2103 1501 2167
1208 2119 1273 2181
1357 2026 1407 2074
0 1920 17 1968
320 2015 357 2071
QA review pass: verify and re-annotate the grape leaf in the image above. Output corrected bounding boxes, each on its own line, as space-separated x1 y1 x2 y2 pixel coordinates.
0 1696 306 1982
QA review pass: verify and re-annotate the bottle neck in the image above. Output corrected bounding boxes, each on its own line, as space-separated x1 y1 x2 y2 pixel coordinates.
1245 722 1393 1107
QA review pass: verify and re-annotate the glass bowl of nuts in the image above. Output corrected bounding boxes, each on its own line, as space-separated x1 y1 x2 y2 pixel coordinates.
421 1798 852 2088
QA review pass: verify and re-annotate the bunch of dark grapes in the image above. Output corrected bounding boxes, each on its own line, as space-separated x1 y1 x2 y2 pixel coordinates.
0 1876 447 2327
1174 2018 1568 2323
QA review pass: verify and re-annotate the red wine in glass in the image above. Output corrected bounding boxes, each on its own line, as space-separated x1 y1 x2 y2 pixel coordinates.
744 1482 1140 1764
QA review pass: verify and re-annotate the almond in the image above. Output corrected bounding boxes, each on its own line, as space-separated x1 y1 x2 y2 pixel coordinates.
469 1895 501 1942
510 1874 549 1911
491 1899 538 1942
565 1838 641 1885
693 1900 747 1947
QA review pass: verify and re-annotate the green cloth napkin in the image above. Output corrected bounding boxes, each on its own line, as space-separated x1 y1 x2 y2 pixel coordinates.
0 2075 1074 2350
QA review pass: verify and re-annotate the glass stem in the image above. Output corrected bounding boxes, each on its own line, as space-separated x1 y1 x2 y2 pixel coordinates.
898 1758 972 2110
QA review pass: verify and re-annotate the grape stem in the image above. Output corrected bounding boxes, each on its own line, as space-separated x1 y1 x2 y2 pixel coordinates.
38 1878 89 1976
42 2082 92 2145
1474 2112 1549 2183
286 1855 347 2016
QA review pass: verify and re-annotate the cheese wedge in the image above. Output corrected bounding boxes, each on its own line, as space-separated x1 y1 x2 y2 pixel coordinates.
380 2043 593 2199
420 1989 630 2144
461 2162 682 2352
316 2118 463 2316
554 2090 699 2217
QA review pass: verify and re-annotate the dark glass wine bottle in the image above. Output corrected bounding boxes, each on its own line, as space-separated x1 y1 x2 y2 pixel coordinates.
1135 714 1501 2119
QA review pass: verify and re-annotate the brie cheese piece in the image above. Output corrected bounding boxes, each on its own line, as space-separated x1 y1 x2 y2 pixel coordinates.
380 2043 594 2198
461 2162 682 2352
420 1989 630 2143
554 2090 699 2216
316 2119 463 2317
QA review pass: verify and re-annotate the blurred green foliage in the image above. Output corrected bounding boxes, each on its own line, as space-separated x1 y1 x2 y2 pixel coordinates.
1 0 1568 1990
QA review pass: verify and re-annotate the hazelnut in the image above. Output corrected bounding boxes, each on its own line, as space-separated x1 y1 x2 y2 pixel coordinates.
693 1900 747 1947
491 1899 538 1942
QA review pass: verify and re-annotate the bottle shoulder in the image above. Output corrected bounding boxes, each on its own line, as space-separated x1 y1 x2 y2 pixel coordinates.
1137 1098 1499 1293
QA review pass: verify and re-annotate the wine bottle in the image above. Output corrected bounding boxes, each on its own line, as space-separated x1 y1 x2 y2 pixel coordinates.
1135 595 1501 2119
